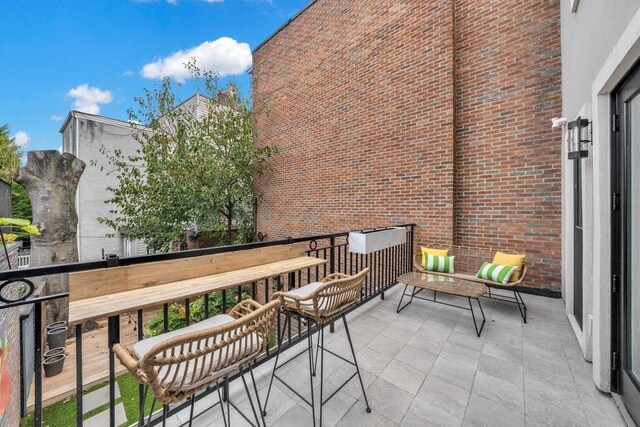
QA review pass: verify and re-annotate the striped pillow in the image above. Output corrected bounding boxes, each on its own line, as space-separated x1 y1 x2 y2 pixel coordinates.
476 262 517 284
423 253 455 273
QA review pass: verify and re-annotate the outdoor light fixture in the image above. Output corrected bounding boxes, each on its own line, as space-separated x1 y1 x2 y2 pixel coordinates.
566 116 591 160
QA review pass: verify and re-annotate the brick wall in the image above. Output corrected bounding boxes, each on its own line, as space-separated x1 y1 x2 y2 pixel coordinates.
253 0 562 293
453 0 562 292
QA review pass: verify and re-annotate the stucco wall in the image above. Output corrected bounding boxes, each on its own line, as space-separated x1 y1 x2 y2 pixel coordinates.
560 0 640 394
561 0 640 118
68 116 140 261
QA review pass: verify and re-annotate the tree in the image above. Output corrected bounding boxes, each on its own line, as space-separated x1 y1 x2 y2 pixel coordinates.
0 125 20 179
0 124 32 221
98 61 277 250
15 151 85 324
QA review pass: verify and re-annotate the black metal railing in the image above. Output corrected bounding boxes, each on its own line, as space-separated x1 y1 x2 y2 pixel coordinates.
0 224 415 426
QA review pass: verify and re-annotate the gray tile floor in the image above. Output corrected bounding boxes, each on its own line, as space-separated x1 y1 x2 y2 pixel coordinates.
169 285 627 426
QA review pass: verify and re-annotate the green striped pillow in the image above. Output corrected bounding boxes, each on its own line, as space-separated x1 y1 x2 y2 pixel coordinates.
476 262 517 284
423 253 455 273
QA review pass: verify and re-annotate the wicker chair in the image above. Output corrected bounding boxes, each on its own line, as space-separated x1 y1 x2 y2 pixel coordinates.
113 299 280 427
414 247 528 322
262 269 371 427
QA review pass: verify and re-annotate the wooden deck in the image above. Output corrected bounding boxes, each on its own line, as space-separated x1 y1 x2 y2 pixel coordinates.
27 312 157 410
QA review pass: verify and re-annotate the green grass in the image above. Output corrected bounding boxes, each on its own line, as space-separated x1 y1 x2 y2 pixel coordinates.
20 374 156 427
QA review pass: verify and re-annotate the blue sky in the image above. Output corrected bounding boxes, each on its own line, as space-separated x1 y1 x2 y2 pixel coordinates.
0 0 310 152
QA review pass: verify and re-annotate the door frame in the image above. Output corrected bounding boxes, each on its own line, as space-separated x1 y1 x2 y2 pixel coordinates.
611 59 640 423
580 7 640 394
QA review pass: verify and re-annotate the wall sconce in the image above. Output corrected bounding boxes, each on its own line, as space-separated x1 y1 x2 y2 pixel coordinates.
567 116 591 160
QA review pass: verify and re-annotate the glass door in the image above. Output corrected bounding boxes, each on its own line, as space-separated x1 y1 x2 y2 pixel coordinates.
612 62 640 424
573 159 583 329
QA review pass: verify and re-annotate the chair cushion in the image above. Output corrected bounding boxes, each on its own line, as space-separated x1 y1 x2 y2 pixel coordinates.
493 251 525 282
281 282 329 313
133 314 263 391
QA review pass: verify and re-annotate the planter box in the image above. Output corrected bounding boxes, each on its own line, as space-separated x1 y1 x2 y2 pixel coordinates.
348 227 406 254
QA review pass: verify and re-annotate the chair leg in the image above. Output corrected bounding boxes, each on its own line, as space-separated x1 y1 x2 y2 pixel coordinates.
319 323 325 427
249 364 266 427
312 325 321 376
262 314 289 416
307 319 317 427
145 398 157 427
216 380 228 427
240 366 262 427
514 286 527 323
342 315 371 413
162 404 167 427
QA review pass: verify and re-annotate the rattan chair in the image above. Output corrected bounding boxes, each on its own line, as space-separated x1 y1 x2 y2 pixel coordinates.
262 269 371 427
113 299 280 427
414 247 528 322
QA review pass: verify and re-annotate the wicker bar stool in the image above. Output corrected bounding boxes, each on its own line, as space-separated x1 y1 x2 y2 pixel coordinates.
262 268 371 427
113 299 280 427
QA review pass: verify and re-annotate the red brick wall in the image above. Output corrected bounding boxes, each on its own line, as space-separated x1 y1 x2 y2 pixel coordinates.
453 0 562 292
253 0 561 293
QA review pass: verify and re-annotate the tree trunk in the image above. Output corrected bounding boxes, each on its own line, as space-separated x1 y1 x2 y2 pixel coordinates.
14 151 85 325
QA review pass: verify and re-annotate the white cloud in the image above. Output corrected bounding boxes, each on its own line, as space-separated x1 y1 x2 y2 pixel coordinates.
12 131 30 148
122 70 135 77
141 37 252 82
50 115 65 122
66 84 113 114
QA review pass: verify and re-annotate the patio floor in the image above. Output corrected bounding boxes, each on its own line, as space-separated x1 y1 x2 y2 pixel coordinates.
167 284 626 426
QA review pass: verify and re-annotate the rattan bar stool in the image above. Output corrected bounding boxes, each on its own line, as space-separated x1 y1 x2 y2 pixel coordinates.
262 269 371 427
113 299 280 427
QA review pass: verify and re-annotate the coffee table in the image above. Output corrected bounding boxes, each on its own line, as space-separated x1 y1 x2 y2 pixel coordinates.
396 271 487 336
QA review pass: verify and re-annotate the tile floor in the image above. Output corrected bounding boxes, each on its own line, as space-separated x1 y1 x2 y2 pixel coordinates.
168 285 627 426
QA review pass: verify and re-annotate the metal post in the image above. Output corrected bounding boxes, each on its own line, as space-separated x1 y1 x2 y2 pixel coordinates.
34 302 42 427
76 323 83 426
108 315 120 427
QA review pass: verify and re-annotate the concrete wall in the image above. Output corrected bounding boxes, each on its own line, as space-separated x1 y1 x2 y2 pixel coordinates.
560 0 640 394
62 113 140 261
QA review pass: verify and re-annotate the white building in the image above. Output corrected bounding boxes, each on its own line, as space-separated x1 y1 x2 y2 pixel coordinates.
60 111 148 261
560 0 640 423
60 93 218 262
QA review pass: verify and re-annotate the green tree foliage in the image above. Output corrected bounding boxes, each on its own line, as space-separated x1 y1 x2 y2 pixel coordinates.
0 124 32 221
0 124 20 178
98 61 277 251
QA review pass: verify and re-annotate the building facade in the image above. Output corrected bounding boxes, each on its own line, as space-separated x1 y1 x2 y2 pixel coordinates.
59 94 217 261
60 111 146 261
252 0 562 295
560 0 640 422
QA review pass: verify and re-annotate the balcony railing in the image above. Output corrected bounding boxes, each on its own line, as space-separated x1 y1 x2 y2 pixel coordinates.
0 224 415 427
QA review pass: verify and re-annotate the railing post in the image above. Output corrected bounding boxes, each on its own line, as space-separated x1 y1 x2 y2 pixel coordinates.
33 301 42 427
108 315 120 427
330 237 335 333
76 323 83 426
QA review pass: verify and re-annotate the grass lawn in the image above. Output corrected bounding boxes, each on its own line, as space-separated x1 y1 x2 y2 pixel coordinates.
20 374 155 427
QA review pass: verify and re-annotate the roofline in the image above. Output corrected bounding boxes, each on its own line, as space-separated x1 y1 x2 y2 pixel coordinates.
252 0 319 53
59 110 149 133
